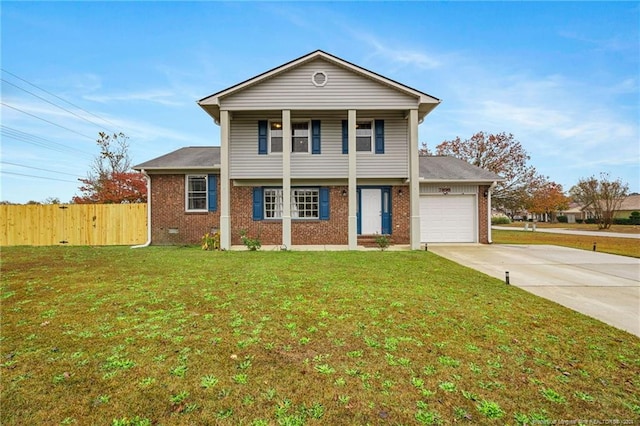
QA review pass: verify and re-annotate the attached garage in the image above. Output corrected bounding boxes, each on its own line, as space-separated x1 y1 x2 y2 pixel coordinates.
418 156 502 245
420 193 477 243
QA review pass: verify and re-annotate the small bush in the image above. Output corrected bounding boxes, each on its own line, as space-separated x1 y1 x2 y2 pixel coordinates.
630 211 640 225
575 219 584 224
201 232 220 251
375 235 390 251
239 230 261 251
556 215 568 223
585 218 597 224
491 215 511 225
613 218 631 225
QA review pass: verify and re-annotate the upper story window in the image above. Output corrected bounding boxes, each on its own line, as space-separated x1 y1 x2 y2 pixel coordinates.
269 120 310 153
356 121 373 152
292 122 309 153
186 175 207 211
270 122 283 153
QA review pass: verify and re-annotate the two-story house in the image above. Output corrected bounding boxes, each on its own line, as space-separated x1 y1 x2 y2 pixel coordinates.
134 50 501 249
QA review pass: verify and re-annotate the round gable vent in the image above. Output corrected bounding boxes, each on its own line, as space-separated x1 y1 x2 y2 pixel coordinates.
312 71 328 87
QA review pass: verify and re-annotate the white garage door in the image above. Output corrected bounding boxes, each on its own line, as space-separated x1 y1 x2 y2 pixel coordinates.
420 195 476 243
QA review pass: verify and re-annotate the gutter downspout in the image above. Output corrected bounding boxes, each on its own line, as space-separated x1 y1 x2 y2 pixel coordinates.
131 169 151 248
487 181 497 244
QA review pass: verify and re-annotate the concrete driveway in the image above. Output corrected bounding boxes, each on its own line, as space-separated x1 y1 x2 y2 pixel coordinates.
428 244 640 337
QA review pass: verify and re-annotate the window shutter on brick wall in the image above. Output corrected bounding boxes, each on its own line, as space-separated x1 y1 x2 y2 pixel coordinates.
342 120 348 154
252 187 263 220
375 119 385 154
311 120 321 154
319 187 329 220
207 174 217 212
258 121 268 155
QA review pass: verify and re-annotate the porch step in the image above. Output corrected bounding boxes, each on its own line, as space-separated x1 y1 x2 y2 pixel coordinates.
358 234 393 248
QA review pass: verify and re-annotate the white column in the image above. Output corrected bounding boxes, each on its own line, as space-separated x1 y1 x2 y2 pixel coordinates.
282 110 292 249
408 109 421 250
348 109 358 250
219 110 231 250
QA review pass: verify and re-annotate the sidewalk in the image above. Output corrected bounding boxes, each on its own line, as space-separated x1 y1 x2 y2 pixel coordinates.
492 225 640 239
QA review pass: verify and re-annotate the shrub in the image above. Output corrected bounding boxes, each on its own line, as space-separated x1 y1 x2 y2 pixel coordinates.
630 211 640 225
585 218 597 224
575 219 584 224
375 235 390 251
201 232 220 251
239 230 261 251
491 215 511 225
557 215 568 223
613 218 631 225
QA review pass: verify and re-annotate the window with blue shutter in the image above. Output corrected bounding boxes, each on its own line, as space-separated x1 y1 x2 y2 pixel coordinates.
375 120 385 154
252 187 264 220
207 174 217 212
319 187 329 220
258 121 268 155
342 120 348 154
311 120 321 154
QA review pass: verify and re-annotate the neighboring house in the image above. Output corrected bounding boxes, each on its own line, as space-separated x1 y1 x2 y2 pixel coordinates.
134 50 501 249
615 194 640 219
558 202 589 223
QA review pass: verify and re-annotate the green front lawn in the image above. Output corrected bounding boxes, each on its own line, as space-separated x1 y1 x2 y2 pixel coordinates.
1 247 638 425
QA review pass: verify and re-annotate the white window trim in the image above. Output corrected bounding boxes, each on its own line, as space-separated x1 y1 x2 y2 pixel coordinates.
263 187 320 220
185 174 208 212
268 119 312 154
356 119 374 153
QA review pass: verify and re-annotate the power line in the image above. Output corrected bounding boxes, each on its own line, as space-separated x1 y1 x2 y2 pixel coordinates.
1 68 122 132
1 101 95 141
1 161 81 178
0 125 95 157
0 170 78 183
1 78 118 134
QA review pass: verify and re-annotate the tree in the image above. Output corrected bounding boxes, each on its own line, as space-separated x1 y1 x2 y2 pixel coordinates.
73 132 147 204
570 173 629 229
430 131 544 213
526 180 570 222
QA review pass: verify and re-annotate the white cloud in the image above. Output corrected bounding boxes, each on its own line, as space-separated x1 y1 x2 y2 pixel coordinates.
83 89 184 106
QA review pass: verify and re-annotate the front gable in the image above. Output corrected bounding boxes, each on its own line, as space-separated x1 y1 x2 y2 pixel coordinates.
219 58 419 111
199 50 440 122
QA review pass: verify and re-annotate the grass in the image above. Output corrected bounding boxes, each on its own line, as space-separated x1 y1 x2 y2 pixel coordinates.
1 246 639 425
492 229 640 258
497 222 640 234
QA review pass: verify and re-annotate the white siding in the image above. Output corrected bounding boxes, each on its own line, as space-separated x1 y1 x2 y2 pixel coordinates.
229 111 409 179
220 59 419 111
420 184 478 195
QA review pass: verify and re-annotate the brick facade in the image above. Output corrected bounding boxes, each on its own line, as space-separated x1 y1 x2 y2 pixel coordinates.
230 185 410 246
147 175 486 246
477 184 490 244
150 174 220 245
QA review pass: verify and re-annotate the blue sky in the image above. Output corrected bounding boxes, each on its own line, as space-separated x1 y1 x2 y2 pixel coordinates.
1 1 638 203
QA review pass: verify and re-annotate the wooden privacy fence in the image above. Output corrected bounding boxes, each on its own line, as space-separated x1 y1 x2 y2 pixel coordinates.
0 204 147 246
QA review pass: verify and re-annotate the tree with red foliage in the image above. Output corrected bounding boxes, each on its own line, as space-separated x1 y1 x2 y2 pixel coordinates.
526 180 570 222
427 131 545 214
72 132 147 204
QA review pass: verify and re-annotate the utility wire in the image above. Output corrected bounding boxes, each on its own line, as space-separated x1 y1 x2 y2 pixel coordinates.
1 78 118 134
0 125 95 157
0 170 78 183
1 161 81 178
1 68 122 132
1 102 95 141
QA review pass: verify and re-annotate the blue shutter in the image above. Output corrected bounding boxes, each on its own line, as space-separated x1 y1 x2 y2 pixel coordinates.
252 187 263 220
319 187 329 220
381 187 391 234
207 174 217 212
258 121 268 155
342 120 348 154
375 120 385 154
311 120 321 154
